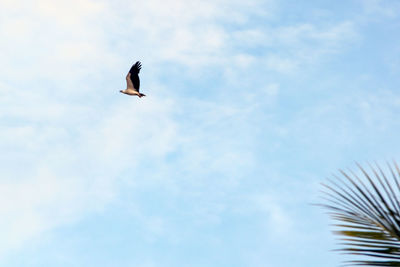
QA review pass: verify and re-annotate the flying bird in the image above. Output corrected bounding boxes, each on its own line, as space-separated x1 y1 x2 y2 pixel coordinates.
120 61 146 97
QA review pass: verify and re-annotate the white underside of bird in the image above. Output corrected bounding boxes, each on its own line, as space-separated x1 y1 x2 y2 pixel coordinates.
120 73 145 97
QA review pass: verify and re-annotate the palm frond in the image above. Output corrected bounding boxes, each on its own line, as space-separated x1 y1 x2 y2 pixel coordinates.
320 162 400 266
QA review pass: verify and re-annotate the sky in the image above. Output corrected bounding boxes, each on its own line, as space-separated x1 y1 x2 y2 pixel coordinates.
1 0 400 266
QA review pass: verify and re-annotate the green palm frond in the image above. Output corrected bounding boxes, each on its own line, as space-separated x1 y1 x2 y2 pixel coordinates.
321 162 400 266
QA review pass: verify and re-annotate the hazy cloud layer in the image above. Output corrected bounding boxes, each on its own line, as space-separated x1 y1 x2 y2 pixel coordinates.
1 0 400 266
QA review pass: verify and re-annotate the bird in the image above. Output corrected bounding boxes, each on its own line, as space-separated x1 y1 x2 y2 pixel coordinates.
120 61 146 97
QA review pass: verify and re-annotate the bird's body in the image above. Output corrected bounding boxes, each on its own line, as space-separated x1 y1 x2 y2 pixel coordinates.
120 61 146 97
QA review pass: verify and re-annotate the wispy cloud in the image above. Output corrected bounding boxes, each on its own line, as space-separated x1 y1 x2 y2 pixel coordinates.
358 0 400 18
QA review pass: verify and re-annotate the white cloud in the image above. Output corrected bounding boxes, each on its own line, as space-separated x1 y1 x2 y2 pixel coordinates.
358 0 400 18
0 96 179 257
257 200 292 236
264 83 279 96
0 4 179 247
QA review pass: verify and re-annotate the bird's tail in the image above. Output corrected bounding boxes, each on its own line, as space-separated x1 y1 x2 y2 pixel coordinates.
139 93 146 98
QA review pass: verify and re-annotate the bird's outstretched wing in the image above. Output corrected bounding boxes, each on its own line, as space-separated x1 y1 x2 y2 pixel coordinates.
128 61 141 91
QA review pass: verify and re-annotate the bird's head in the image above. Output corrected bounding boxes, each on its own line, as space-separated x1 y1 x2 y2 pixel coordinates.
119 90 124 93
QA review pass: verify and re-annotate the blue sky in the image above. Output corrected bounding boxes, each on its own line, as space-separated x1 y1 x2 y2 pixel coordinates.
1 0 400 266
